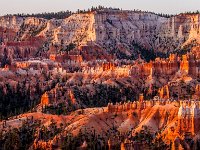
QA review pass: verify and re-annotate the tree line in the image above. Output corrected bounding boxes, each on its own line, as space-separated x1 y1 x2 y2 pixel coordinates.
13 11 73 20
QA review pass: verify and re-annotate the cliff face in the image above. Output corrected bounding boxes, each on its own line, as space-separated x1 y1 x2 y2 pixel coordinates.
159 14 200 51
0 16 23 31
94 11 200 53
94 11 167 50
0 11 199 59
39 13 96 45
0 13 96 44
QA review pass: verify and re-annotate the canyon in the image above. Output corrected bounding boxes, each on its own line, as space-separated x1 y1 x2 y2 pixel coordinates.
0 8 200 150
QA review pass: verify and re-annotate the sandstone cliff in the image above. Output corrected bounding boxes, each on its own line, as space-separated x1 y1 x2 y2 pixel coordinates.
0 10 200 62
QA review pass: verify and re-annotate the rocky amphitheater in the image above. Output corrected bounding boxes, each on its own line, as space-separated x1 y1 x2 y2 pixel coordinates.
0 8 200 150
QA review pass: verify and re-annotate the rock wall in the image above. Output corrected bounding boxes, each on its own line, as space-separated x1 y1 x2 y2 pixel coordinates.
39 13 96 45
108 98 200 137
178 100 200 134
107 98 177 113
94 11 200 53
94 11 167 49
0 11 200 59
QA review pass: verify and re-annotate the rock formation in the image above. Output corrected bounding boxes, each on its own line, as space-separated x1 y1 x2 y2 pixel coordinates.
177 100 200 135
158 85 170 99
41 92 50 106
180 55 189 73
0 10 200 62
0 9 200 150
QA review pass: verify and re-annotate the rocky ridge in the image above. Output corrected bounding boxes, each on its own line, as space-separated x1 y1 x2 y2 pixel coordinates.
0 10 200 63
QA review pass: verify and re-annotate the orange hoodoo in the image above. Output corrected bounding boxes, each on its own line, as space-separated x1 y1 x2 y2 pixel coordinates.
180 55 189 73
158 85 170 99
139 93 144 102
41 92 50 106
49 54 56 61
